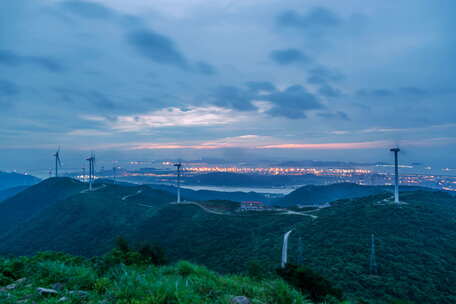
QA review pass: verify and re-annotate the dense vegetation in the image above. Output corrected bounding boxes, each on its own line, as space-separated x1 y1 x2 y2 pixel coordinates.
0 185 29 202
0 182 175 256
275 183 440 206
0 249 313 304
0 178 86 236
0 178 455 303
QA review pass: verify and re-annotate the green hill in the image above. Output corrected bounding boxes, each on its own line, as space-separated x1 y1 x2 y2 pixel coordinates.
0 183 175 256
147 183 275 203
0 178 86 236
0 185 29 202
0 181 455 303
0 171 40 190
275 183 439 206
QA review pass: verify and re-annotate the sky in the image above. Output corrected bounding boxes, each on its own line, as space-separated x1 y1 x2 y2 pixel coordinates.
1 0 456 170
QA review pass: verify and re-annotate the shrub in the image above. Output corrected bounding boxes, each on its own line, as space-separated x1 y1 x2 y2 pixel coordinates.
138 243 167 266
277 263 343 302
32 261 97 290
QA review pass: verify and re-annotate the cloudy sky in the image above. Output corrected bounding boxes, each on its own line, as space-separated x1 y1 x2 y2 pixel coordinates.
1 0 455 170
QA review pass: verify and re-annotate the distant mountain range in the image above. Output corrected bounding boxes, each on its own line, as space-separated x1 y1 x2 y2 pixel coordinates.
147 183 274 203
0 171 40 190
183 172 337 187
0 178 454 303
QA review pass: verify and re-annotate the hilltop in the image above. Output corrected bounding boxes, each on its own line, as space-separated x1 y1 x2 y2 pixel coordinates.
0 181 174 256
0 178 86 236
275 182 440 206
0 179 455 303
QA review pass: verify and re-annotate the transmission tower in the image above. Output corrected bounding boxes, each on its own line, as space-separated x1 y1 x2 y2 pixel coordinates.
369 233 378 275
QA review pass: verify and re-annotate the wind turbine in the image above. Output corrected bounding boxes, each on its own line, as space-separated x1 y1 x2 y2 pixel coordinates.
390 147 400 203
53 147 62 177
174 162 182 203
86 152 96 191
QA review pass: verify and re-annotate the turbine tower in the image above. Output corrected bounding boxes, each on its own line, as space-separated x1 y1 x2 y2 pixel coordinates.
86 153 96 191
174 162 182 203
281 229 293 268
390 147 400 203
369 233 378 275
53 147 62 177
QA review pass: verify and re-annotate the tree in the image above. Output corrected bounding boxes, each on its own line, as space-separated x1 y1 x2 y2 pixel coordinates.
277 263 343 302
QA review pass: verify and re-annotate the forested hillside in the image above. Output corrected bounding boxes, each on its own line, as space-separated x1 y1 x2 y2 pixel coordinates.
275 182 441 206
0 178 86 236
1 178 455 303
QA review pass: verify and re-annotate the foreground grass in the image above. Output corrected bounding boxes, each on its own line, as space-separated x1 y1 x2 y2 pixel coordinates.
0 252 316 304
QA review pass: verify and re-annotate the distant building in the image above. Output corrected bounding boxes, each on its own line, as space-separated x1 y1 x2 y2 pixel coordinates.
239 201 266 211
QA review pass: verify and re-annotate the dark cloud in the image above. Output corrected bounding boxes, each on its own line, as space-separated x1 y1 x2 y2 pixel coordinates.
265 85 323 119
0 50 66 73
399 87 429 96
318 111 350 120
318 84 342 98
195 61 217 75
357 86 443 99
60 0 115 19
307 66 344 85
356 89 395 98
270 48 311 65
245 81 276 93
0 80 19 108
212 85 256 111
0 80 20 96
277 7 341 31
55 88 116 110
127 30 188 69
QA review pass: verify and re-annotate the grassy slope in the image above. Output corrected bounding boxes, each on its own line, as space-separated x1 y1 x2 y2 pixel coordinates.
0 178 86 236
0 253 311 304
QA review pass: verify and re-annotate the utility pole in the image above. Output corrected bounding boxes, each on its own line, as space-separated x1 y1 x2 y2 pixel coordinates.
86 153 95 191
390 147 400 203
174 162 182 203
